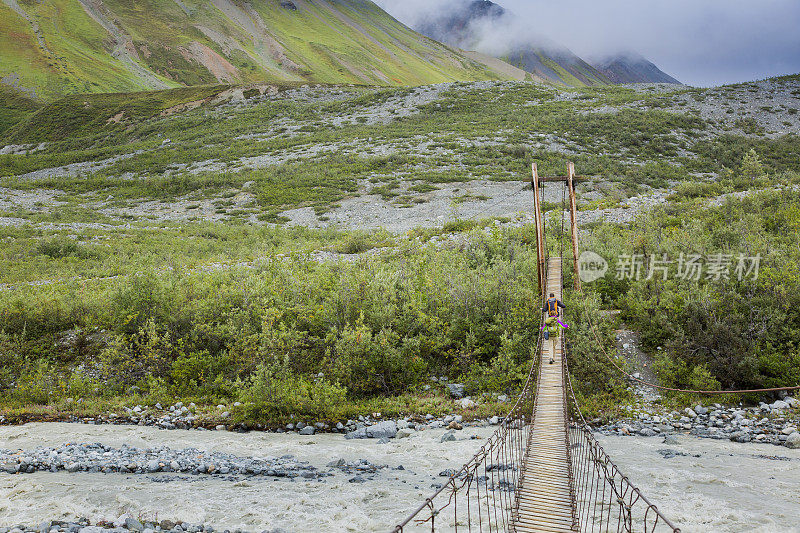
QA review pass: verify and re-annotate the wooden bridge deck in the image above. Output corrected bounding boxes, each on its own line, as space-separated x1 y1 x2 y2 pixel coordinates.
514 257 576 532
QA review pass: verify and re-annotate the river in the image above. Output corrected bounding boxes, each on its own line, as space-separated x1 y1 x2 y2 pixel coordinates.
1 423 798 532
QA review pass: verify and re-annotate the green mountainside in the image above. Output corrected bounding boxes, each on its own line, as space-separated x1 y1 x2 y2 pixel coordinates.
0 0 507 100
0 85 43 136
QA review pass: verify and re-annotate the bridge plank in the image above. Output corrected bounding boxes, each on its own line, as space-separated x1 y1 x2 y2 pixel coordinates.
513 257 578 532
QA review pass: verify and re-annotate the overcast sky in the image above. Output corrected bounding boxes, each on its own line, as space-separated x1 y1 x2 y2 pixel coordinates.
375 0 800 86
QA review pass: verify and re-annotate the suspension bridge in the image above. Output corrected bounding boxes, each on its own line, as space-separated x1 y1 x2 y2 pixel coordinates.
390 163 681 533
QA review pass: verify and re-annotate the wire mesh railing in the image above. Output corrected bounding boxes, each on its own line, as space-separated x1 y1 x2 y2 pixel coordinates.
391 238 680 532
390 321 543 532
563 345 681 533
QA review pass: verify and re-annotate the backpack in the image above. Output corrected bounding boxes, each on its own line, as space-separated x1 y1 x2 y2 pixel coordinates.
547 298 559 317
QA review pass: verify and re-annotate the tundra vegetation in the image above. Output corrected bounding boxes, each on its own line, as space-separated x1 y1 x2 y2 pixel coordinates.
1 75 799 425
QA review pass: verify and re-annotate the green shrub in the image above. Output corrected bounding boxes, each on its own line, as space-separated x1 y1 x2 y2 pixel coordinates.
463 332 530 392
12 360 58 405
98 319 178 388
237 359 347 419
170 350 230 395
669 181 725 200
331 318 426 396
36 237 97 259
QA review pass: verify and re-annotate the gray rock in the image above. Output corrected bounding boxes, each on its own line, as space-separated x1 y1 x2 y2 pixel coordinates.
396 428 414 439
786 432 800 449
146 459 161 473
662 435 679 445
344 427 368 440
125 519 143 532
299 426 315 435
365 421 398 439
447 383 465 399
638 428 657 437
459 398 476 409
441 431 457 443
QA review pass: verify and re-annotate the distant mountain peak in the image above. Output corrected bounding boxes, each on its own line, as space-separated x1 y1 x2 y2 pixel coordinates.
467 0 505 19
409 0 610 86
389 0 680 87
590 53 682 85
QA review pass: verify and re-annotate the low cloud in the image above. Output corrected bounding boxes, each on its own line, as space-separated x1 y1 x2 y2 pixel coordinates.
375 0 800 86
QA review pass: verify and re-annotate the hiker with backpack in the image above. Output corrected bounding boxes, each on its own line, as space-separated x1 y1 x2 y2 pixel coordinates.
542 293 565 364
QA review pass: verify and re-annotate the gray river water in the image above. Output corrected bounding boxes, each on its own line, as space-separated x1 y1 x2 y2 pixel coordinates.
1 423 798 532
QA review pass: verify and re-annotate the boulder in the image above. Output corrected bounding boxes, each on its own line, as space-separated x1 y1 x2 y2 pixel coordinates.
440 431 457 443
447 383 465 399
124 519 143 532
459 398 476 409
346 420 397 439
397 428 414 439
785 432 800 449
366 420 397 439
299 426 315 435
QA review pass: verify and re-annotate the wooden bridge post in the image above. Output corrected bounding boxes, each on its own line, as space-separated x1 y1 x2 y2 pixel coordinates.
531 163 546 295
567 162 582 291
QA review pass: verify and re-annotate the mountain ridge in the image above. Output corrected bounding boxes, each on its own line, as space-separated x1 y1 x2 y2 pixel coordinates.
390 0 680 87
0 0 511 100
591 53 682 85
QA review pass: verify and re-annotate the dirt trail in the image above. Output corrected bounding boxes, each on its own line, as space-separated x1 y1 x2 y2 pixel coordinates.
616 328 661 403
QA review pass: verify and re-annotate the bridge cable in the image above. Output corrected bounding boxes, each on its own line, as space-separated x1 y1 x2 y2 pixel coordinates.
584 311 800 394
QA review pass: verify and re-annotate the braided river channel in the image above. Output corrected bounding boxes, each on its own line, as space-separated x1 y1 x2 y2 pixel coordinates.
1 423 799 532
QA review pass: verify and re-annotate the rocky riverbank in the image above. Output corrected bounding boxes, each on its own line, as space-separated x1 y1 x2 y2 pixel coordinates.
595 398 800 449
0 517 288 533
0 443 323 479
